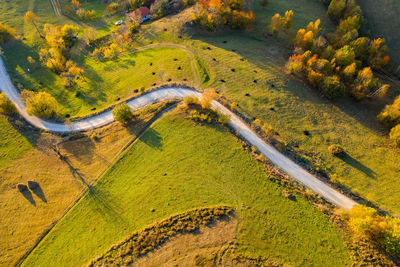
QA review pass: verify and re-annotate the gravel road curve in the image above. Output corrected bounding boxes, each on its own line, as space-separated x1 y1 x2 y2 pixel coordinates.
0 57 357 210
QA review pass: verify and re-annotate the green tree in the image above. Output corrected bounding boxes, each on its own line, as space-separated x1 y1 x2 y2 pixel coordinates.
327 0 346 22
112 103 134 124
323 75 345 99
334 45 355 67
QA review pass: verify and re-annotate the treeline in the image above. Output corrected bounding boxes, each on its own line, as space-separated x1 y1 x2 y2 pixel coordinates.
271 0 399 146
347 205 400 259
192 0 255 31
283 0 390 101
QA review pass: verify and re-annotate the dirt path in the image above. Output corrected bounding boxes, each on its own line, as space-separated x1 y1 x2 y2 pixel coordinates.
0 54 356 210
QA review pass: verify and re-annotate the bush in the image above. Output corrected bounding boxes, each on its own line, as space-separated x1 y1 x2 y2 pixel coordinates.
183 95 200 106
347 205 385 237
322 75 345 99
0 22 15 46
112 103 134 124
25 91 58 118
333 45 355 67
230 102 238 111
201 88 217 109
389 124 400 147
328 144 344 155
218 113 230 125
378 96 400 128
286 54 303 75
0 93 16 114
381 218 400 257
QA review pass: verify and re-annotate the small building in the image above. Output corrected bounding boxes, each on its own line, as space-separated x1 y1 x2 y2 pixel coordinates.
127 6 151 24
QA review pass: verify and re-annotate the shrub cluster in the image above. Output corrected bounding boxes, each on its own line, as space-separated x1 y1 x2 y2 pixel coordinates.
180 89 230 125
286 0 390 101
192 0 255 31
0 93 16 115
36 22 84 88
347 205 400 258
65 0 96 21
328 144 344 155
378 96 400 146
92 43 122 60
269 10 293 36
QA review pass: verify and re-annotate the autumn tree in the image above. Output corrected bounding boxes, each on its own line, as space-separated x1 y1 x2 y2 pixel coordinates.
333 45 355 67
378 96 400 128
61 61 84 87
24 11 43 38
201 88 217 109
25 91 58 118
269 10 293 36
322 75 345 99
294 19 321 51
327 0 346 22
285 54 303 75
368 38 390 70
351 67 380 100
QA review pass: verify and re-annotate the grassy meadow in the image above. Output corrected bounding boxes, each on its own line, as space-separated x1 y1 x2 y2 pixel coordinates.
23 112 351 267
0 102 172 266
130 2 400 214
0 0 400 265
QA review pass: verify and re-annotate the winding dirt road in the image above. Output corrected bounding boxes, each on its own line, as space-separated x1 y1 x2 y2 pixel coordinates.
0 57 357 210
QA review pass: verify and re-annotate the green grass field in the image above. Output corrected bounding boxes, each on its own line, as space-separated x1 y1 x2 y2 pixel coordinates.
134 2 400 214
23 112 350 267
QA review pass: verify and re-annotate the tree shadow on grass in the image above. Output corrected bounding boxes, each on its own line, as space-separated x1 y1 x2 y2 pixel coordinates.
19 189 36 206
87 186 126 225
337 152 377 179
139 128 163 150
32 184 47 203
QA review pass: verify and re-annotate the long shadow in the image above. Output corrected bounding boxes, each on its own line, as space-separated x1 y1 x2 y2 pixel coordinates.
337 152 377 179
139 128 163 149
32 184 47 203
59 134 96 165
19 189 36 206
87 186 126 225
